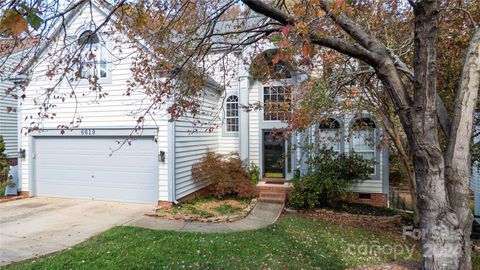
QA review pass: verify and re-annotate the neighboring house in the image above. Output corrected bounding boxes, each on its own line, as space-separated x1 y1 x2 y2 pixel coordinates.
14 1 388 206
473 163 479 223
473 130 480 223
0 49 29 165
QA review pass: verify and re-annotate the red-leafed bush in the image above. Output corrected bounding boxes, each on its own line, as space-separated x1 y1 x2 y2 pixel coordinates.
192 152 257 198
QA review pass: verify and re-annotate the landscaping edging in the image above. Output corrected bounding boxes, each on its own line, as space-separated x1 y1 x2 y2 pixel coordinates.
145 198 258 223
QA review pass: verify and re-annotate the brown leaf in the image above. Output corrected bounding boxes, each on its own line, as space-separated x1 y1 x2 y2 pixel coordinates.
1 10 28 36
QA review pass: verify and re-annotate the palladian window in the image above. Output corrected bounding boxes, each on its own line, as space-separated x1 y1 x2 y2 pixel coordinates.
78 31 108 79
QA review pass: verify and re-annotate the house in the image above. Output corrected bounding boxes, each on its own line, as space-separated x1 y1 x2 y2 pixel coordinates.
0 48 28 165
12 1 388 206
473 130 480 223
473 163 479 223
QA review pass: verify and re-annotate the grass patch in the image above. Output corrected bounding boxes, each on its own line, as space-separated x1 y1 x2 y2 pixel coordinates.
473 251 480 268
2 215 420 270
161 196 252 218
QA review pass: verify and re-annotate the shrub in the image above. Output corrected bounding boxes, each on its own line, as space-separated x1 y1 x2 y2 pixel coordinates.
288 148 375 209
0 136 9 181
249 163 260 185
192 152 257 198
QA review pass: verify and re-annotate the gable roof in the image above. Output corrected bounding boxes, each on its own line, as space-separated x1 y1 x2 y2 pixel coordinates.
15 0 223 92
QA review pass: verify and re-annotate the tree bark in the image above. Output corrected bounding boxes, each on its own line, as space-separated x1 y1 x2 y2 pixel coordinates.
444 27 480 270
411 1 466 269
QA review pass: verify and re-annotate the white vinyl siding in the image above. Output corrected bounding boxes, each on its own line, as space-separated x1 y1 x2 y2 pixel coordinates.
0 53 22 158
217 136 239 155
19 5 169 201
174 89 220 199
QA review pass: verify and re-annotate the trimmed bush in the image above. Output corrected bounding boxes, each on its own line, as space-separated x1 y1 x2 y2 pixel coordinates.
192 152 257 198
288 148 375 209
0 136 9 181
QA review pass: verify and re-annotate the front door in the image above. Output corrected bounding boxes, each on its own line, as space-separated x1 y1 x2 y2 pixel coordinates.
263 131 285 178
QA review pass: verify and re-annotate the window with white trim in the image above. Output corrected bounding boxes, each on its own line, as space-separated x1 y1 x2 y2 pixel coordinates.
78 31 108 79
225 95 239 132
318 118 341 152
352 118 376 174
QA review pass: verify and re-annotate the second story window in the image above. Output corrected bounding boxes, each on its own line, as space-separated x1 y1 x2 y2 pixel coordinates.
226 95 239 132
263 85 291 121
78 31 107 79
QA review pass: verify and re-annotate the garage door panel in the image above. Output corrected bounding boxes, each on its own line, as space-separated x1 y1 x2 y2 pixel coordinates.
35 136 158 204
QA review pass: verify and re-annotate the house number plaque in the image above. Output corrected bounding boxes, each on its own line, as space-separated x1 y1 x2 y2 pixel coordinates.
81 129 96 135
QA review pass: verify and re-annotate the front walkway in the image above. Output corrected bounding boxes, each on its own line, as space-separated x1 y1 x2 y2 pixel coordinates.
126 202 284 232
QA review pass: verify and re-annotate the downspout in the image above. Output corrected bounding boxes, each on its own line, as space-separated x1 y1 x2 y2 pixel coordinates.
167 88 178 204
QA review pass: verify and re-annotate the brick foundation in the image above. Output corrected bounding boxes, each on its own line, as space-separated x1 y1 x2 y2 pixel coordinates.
157 201 174 207
177 185 212 202
349 192 387 207
0 191 29 203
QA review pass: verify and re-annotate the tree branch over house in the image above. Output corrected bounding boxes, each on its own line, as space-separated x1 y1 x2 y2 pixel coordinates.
1 0 479 268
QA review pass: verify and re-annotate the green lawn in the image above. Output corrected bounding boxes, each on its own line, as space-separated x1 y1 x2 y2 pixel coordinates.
3 215 420 270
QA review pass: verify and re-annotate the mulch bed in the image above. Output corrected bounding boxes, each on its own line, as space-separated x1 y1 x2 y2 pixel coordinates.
298 208 409 235
146 198 257 223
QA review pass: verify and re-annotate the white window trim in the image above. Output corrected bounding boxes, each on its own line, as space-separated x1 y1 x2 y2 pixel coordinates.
225 94 239 133
75 32 112 85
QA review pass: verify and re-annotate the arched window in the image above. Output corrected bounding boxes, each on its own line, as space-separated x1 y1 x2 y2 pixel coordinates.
78 31 107 79
318 118 341 152
351 118 376 173
226 95 239 132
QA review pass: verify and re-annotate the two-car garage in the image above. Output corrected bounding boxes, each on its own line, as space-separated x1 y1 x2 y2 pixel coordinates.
31 130 159 204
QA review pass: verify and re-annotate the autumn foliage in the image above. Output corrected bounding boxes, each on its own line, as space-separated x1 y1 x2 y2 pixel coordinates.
192 152 257 198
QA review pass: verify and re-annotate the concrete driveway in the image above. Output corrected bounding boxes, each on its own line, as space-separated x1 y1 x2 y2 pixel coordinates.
0 197 152 266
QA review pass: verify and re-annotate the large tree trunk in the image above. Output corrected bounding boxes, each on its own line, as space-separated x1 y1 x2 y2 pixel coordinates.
411 1 468 269
444 28 480 270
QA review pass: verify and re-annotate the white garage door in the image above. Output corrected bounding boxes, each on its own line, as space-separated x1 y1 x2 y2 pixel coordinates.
34 136 158 204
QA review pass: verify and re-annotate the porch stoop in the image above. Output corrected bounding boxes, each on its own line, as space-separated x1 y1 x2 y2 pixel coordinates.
257 179 292 204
